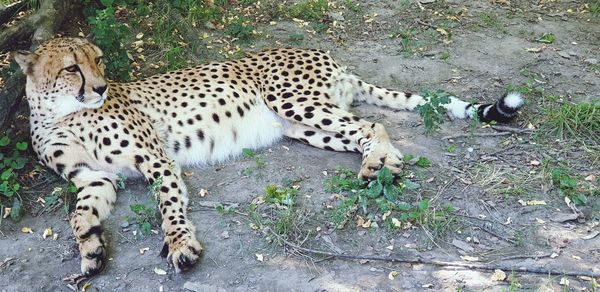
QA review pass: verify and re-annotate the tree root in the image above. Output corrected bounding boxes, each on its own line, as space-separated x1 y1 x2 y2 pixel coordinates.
264 227 600 278
0 1 28 26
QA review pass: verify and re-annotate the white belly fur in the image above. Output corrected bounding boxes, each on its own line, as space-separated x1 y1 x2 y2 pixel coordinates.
171 101 288 166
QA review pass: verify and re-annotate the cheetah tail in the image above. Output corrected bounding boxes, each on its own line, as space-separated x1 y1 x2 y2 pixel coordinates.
347 74 524 123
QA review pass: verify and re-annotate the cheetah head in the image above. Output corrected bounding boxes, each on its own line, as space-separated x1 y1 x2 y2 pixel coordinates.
11 38 108 119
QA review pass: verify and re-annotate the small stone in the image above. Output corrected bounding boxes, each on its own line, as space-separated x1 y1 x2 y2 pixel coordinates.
557 51 570 59
121 221 130 228
220 231 230 239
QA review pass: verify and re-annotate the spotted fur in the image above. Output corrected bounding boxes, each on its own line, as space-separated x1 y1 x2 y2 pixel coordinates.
12 38 521 275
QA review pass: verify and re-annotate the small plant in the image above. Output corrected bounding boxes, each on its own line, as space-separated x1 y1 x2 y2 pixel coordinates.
264 184 297 207
537 33 556 44
226 16 255 42
416 89 451 135
0 132 28 222
87 0 132 81
551 168 589 205
389 26 420 57
242 148 265 176
440 51 450 61
129 203 159 236
447 144 457 153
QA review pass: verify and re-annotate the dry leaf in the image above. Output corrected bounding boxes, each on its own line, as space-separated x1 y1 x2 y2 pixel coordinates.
584 174 596 182
386 245 394 251
52 233 59 240
21 227 33 234
139 247 149 255
3 207 11 218
183 171 194 177
535 218 546 224
42 228 53 239
199 189 209 197
382 211 391 221
559 277 569 286
526 200 547 206
550 252 559 258
153 267 167 275
391 218 402 228
529 160 541 166
388 271 398 280
255 254 264 262
491 269 507 281
436 28 449 35
136 33 144 39
356 216 371 228
249 223 259 230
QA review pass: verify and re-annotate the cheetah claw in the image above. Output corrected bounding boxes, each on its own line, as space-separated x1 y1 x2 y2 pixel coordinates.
161 237 203 272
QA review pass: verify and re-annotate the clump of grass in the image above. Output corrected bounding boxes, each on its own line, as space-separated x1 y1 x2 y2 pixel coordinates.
551 168 597 206
248 181 308 241
288 0 329 22
539 102 599 145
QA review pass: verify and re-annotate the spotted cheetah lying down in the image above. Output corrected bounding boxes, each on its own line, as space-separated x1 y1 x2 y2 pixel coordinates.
11 37 523 276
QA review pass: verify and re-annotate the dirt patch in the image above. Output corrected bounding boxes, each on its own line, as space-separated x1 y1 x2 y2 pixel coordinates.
1 1 599 291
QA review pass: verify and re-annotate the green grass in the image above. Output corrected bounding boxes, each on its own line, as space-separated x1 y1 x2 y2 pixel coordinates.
479 12 506 33
539 102 599 145
288 0 329 22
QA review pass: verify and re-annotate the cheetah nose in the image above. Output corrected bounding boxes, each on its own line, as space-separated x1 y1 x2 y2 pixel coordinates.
93 85 107 95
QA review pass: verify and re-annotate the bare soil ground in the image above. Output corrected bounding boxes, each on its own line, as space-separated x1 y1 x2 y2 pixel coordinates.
1 1 599 291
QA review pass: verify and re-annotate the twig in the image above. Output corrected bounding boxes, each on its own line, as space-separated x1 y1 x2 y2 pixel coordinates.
416 19 436 29
500 252 553 261
490 125 534 134
442 132 513 140
263 227 600 278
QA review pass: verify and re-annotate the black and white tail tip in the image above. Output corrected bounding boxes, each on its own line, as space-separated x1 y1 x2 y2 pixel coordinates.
475 92 524 123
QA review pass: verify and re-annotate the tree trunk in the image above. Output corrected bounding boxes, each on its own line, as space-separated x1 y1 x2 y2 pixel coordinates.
0 0 75 129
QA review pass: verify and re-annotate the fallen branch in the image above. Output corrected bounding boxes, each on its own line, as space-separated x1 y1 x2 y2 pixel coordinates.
442 131 513 140
263 227 600 278
490 125 534 134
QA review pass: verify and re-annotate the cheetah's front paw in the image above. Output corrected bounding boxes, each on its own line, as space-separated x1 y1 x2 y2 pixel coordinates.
160 235 203 272
78 233 107 276
358 146 404 180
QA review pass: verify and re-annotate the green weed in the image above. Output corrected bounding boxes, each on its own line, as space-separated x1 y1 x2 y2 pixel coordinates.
128 203 159 236
479 12 506 33
551 168 596 206
327 167 417 228
537 33 556 44
226 16 255 42
242 148 266 177
416 89 451 135
440 51 450 61
389 26 420 57
0 132 28 223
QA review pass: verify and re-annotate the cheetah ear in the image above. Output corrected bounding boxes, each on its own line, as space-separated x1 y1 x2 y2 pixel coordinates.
10 50 38 75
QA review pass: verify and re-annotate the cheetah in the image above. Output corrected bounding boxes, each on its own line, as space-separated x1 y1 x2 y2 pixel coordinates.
11 37 523 276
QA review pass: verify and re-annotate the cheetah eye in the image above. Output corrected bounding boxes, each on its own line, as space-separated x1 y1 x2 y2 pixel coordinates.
95 57 103 65
64 65 79 73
